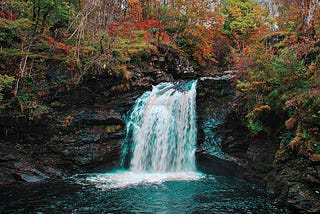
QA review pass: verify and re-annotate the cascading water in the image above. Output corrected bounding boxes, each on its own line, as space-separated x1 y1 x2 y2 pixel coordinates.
85 80 203 188
122 80 197 173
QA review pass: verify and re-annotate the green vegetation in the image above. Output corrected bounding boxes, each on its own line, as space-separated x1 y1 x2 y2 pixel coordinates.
0 0 319 160
233 0 320 160
0 74 15 103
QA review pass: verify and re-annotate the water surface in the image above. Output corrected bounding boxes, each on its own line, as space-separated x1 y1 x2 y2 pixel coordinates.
1 172 282 213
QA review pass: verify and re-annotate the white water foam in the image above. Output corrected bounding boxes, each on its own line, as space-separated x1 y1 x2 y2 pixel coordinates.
86 170 204 189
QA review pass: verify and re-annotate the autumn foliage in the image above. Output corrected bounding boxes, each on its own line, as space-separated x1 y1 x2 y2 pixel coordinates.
48 37 73 54
128 0 143 22
0 0 319 160
0 12 18 21
234 0 320 160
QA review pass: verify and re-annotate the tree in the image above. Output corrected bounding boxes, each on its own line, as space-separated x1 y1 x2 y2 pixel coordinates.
269 0 320 38
29 0 76 33
219 0 267 51
128 0 143 21
160 0 218 65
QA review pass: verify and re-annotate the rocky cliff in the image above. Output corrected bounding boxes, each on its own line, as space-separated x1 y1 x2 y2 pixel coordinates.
196 72 320 213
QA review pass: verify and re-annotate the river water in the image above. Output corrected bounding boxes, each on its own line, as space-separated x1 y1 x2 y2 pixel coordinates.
0 172 282 213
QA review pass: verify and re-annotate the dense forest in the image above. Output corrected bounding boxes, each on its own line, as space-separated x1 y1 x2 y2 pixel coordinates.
0 0 320 212
1 0 319 160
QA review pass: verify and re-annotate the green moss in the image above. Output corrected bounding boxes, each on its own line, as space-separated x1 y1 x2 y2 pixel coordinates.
0 74 15 102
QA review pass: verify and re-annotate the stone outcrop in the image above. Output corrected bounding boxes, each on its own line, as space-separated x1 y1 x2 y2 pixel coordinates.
265 154 320 213
196 72 320 213
0 103 130 184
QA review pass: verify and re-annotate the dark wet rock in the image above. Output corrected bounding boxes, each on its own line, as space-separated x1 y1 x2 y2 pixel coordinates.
14 163 50 183
49 126 122 168
0 107 126 184
265 157 320 213
196 73 259 178
74 110 125 126
0 55 182 184
0 115 50 144
157 44 200 79
138 67 174 84
196 73 272 180
196 73 320 212
196 153 245 178
196 74 237 157
197 75 280 183
287 183 320 213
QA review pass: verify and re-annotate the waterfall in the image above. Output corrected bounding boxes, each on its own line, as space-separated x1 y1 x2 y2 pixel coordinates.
85 80 202 189
122 80 198 173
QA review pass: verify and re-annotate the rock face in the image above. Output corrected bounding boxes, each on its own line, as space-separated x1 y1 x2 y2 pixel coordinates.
196 73 320 213
196 75 237 156
196 74 247 177
157 44 198 79
266 156 320 213
0 47 199 185
0 97 131 184
196 73 269 180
